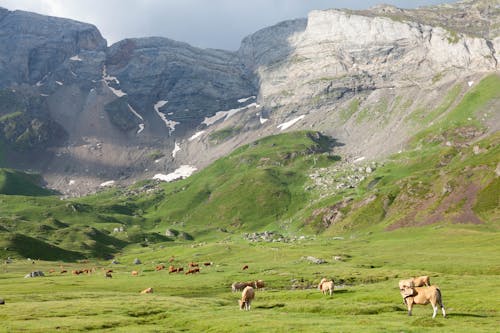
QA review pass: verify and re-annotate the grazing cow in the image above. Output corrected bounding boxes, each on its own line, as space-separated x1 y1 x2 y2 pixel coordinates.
60 270 67 274
203 262 213 266
105 272 112 278
168 266 177 274
231 281 254 292
412 276 431 287
238 286 255 311
318 278 334 296
48 269 55 274
131 270 139 276
242 265 249 271
155 264 165 271
177 267 184 273
72 269 83 275
253 280 265 289
168 256 175 263
400 285 446 318
185 267 200 275
188 262 199 268
399 276 431 290
140 287 153 294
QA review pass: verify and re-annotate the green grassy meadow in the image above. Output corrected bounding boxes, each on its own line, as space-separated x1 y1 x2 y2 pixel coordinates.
0 74 499 332
0 224 498 332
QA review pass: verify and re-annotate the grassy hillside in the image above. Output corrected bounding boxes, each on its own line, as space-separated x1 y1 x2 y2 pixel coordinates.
0 169 54 196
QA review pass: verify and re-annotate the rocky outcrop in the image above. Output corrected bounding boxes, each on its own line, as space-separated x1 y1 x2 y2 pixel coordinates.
0 8 106 87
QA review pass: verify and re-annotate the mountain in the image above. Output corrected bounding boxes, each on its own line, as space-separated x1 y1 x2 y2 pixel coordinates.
0 0 498 197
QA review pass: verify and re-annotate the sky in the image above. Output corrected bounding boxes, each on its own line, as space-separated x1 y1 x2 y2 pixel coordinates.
0 0 456 50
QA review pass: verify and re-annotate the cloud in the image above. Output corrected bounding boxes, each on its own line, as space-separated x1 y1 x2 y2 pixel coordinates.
0 0 455 50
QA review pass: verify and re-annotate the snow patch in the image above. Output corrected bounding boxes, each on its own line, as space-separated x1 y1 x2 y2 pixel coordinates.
203 103 259 126
109 86 127 97
68 180 75 185
238 96 256 103
153 165 197 182
277 115 305 131
36 81 43 87
128 104 144 121
40 94 49 97
154 100 179 135
189 131 206 141
353 156 366 163
70 55 82 61
468 81 474 87
55 81 63 86
137 124 145 134
100 180 115 187
172 142 181 158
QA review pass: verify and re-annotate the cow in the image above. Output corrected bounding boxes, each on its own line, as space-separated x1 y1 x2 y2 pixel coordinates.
399 276 431 290
185 267 200 275
242 265 249 270
231 281 254 292
60 270 67 274
105 272 112 278
400 285 446 318
168 266 177 274
318 278 334 296
238 286 255 311
131 270 139 276
177 267 184 273
48 269 55 274
203 262 213 266
140 287 153 294
155 264 165 271
253 280 265 289
188 262 199 268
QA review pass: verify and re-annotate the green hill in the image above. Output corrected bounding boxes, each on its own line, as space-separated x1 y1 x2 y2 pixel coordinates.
0 168 54 196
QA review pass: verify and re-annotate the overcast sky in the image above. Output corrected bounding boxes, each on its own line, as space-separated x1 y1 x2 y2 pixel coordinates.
0 0 456 50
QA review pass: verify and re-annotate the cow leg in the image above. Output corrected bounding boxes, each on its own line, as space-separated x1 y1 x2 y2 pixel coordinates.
441 304 446 317
432 304 438 318
406 300 413 316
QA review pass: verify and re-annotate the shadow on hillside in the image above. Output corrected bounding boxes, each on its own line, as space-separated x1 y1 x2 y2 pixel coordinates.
446 313 490 318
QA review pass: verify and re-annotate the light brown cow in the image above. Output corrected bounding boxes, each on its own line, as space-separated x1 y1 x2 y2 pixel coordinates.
400 285 446 318
238 286 255 311
131 270 139 276
399 276 431 290
140 287 153 294
253 280 265 289
185 267 200 275
318 278 334 296
231 281 254 292
168 266 177 273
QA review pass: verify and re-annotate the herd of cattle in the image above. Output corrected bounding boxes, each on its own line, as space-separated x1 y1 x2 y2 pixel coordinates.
36 261 445 317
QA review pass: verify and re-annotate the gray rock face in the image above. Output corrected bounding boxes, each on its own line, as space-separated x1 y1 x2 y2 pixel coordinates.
0 8 106 87
105 37 256 134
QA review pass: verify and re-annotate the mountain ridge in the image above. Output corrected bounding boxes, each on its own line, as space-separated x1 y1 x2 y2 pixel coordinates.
0 1 498 196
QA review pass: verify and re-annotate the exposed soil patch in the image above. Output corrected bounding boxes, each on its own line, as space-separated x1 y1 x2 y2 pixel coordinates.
387 180 484 231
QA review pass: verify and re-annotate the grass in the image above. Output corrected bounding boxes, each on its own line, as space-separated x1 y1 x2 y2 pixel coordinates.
0 224 498 332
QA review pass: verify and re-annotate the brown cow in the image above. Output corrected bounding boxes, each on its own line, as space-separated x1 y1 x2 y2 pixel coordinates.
131 270 139 276
203 262 213 266
400 285 446 318
253 280 265 289
188 262 199 268
177 267 184 273
185 267 200 275
105 272 112 278
231 281 254 292
318 278 334 296
140 287 153 294
60 270 67 274
238 286 255 310
242 265 249 270
168 266 177 273
155 264 165 271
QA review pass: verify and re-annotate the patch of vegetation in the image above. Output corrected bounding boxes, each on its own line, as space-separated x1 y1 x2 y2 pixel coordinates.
209 126 242 143
339 98 360 123
0 169 54 196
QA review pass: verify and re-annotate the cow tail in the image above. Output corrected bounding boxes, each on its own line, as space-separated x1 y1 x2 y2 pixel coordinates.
436 287 444 308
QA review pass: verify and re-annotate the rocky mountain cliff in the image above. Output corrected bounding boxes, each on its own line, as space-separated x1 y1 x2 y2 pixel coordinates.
0 0 498 196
